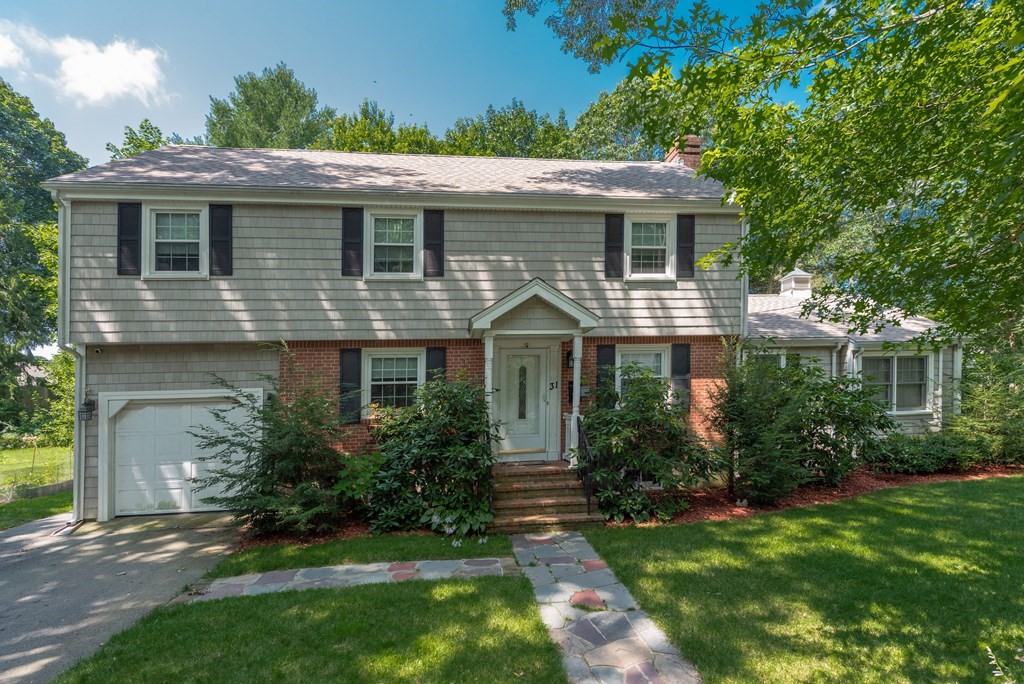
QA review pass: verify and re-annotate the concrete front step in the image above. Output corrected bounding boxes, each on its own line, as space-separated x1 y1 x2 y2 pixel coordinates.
489 511 605 534
492 496 591 517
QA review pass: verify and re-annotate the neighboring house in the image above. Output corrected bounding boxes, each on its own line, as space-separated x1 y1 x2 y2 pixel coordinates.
43 142 744 522
747 268 963 433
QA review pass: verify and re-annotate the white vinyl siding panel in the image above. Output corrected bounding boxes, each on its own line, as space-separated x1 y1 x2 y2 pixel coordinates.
68 203 743 344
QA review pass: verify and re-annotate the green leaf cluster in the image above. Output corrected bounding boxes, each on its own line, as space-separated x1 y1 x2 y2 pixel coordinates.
706 342 895 504
583 364 716 522
190 352 349 536
368 371 500 537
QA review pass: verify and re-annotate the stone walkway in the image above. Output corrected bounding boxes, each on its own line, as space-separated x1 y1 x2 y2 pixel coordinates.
192 557 516 601
513 532 702 684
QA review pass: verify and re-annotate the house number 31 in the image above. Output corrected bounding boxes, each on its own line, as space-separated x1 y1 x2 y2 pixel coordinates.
549 381 558 390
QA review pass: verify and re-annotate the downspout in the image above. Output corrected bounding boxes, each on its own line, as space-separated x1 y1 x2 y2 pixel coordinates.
831 341 843 378
738 219 749 341
952 343 963 415
55 192 85 523
936 348 944 426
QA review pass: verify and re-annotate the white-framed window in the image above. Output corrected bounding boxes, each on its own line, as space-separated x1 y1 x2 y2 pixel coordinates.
364 209 422 280
624 214 675 281
748 351 812 368
616 345 670 394
364 349 426 412
861 354 931 413
144 205 208 278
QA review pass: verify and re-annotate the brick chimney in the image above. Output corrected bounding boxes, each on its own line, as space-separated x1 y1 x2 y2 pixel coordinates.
664 134 702 170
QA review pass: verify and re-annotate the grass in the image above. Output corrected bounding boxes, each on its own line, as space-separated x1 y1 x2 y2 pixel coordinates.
56 576 567 684
0 490 72 531
208 532 514 578
0 445 73 489
585 476 1024 683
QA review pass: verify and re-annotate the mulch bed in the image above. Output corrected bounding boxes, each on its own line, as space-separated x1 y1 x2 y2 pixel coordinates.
671 465 1023 525
234 466 1022 548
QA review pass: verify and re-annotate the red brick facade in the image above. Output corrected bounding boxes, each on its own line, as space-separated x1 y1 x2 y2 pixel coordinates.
282 336 727 454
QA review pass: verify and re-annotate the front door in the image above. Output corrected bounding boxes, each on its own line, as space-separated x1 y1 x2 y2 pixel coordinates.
496 348 550 460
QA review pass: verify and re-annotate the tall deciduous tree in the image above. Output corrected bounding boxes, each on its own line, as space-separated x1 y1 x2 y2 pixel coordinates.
317 100 440 154
506 0 1024 345
105 119 170 160
205 63 335 149
568 77 663 160
442 99 572 158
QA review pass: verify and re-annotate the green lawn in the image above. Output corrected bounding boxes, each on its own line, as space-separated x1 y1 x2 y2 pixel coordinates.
0 446 73 489
56 576 567 684
0 490 73 531
586 476 1024 683
209 532 513 578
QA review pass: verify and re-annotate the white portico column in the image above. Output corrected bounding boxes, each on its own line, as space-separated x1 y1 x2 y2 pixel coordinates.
484 334 495 419
570 333 583 450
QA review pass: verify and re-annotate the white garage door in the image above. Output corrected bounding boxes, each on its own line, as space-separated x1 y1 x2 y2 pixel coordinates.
113 400 241 516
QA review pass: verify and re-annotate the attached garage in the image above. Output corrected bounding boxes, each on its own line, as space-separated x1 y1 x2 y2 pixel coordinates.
97 389 260 521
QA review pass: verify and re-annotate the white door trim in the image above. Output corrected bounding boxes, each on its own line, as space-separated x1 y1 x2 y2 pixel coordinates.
97 388 263 522
492 337 561 462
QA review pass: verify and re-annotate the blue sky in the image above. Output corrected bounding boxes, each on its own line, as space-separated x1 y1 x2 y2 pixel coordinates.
0 0 641 166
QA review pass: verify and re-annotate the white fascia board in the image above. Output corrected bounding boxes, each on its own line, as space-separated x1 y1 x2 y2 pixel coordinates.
41 183 741 215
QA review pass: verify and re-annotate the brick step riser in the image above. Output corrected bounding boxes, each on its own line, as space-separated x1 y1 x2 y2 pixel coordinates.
490 519 605 534
492 474 580 485
488 512 605 534
493 491 585 501
493 504 592 517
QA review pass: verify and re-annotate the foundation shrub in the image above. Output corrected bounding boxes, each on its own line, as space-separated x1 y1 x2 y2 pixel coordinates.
367 371 499 537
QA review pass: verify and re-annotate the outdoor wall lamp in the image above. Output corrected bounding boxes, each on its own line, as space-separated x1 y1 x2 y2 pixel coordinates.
264 393 276 409
78 398 96 421
566 350 574 369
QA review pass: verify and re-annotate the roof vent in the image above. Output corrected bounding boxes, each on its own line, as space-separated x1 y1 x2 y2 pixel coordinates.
780 268 813 298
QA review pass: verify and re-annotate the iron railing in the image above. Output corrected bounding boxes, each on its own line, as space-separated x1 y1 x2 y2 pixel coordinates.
575 415 594 515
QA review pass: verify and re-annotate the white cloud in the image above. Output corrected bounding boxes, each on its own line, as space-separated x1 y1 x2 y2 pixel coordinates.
0 21 167 107
0 32 26 69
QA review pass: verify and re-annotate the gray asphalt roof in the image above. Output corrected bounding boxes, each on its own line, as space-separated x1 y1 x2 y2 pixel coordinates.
45 145 728 201
748 294 940 344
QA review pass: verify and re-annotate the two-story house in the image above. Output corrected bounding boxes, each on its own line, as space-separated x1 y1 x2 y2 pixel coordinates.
44 143 744 522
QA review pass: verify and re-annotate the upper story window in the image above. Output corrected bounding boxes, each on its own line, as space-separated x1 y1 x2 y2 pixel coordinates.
154 212 201 272
862 354 929 413
624 215 675 281
365 209 422 280
144 205 208 278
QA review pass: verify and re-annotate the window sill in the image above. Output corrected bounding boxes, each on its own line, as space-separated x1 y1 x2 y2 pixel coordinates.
625 275 677 284
141 273 210 281
888 410 933 416
364 274 424 282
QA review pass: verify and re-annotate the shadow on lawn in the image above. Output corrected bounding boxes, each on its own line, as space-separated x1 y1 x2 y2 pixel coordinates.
589 477 1024 683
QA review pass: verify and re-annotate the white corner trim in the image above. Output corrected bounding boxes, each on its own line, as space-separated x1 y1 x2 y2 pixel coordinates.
97 387 263 522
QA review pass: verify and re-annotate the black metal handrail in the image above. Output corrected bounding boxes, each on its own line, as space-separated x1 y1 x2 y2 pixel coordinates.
576 415 595 515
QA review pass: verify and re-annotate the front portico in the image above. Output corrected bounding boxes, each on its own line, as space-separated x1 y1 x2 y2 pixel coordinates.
469 279 599 462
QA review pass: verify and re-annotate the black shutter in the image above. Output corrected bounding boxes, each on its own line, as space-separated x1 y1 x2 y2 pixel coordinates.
339 348 362 424
596 344 617 409
426 346 447 380
209 204 233 276
424 210 444 277
671 343 692 409
677 214 695 279
117 203 142 275
605 214 624 278
342 207 363 276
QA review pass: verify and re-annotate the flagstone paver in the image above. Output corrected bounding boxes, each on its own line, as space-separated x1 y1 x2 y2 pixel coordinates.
512 531 702 684
192 557 513 602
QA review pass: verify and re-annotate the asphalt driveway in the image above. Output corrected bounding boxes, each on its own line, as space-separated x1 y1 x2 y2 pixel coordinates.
0 512 237 683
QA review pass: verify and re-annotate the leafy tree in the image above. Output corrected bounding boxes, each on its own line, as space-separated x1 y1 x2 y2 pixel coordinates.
39 349 75 446
568 77 663 160
105 119 170 160
0 78 86 224
205 63 335 149
442 99 572 158
506 0 1024 346
317 99 440 154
